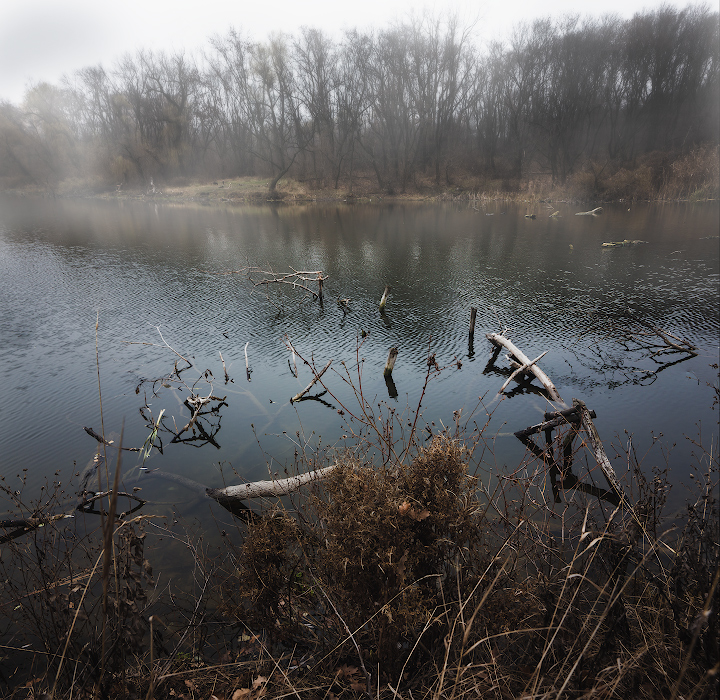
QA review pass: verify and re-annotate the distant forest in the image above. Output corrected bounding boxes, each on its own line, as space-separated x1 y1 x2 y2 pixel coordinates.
0 4 717 194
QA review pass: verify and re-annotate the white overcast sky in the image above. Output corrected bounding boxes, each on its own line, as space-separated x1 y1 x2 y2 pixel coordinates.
0 0 706 104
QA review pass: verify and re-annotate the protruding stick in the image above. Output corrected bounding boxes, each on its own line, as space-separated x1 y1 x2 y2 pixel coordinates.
244 342 250 380
291 360 332 403
469 307 477 340
379 285 391 310
318 275 324 305
384 347 399 378
573 399 624 503
499 351 548 393
285 337 298 377
219 351 230 383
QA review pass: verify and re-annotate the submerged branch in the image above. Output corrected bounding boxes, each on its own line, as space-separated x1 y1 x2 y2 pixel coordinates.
84 426 141 452
291 360 333 403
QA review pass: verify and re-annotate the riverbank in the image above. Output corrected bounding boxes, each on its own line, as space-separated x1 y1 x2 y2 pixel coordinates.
3 145 718 206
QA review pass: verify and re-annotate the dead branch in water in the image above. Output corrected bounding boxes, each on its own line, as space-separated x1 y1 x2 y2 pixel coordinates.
621 319 698 358
486 332 564 405
123 326 193 367
218 351 231 383
514 406 597 440
575 206 603 216
83 427 141 452
172 391 227 442
499 350 548 393
0 514 76 544
573 398 625 504
291 360 333 403
285 335 299 377
248 266 328 301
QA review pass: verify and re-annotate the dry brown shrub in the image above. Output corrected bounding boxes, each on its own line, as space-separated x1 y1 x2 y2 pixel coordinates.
603 165 655 200
227 435 487 673
234 509 303 623
662 143 720 200
567 170 597 200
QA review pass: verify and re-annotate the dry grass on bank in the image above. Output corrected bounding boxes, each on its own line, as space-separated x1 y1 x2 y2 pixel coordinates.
3 145 718 206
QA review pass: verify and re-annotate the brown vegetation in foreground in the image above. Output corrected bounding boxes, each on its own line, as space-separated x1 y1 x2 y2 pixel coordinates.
1 346 718 700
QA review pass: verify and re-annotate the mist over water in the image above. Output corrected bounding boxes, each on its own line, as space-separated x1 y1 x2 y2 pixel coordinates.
0 197 718 518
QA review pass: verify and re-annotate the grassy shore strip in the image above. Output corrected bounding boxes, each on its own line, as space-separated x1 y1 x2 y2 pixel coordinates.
3 145 719 206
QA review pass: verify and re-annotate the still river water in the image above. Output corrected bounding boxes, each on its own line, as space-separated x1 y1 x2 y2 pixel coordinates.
0 196 718 525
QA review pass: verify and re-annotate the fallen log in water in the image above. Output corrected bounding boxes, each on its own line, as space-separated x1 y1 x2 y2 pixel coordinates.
515 406 619 506
206 464 340 501
575 207 603 216
601 239 648 247
499 350 548 394
486 333 565 405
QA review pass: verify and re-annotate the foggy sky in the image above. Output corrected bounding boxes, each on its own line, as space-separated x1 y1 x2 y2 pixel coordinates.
0 0 710 105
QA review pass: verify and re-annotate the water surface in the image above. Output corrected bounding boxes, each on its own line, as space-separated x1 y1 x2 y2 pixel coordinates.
0 197 717 518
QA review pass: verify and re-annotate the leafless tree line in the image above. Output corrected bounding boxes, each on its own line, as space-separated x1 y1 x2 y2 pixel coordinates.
1 5 717 193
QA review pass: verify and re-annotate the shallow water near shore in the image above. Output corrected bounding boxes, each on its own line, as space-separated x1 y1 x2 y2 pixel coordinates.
0 197 718 530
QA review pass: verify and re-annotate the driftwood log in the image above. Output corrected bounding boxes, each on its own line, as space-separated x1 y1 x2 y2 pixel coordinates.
133 464 339 516
601 239 648 247
486 333 565 405
576 207 603 216
206 464 339 501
